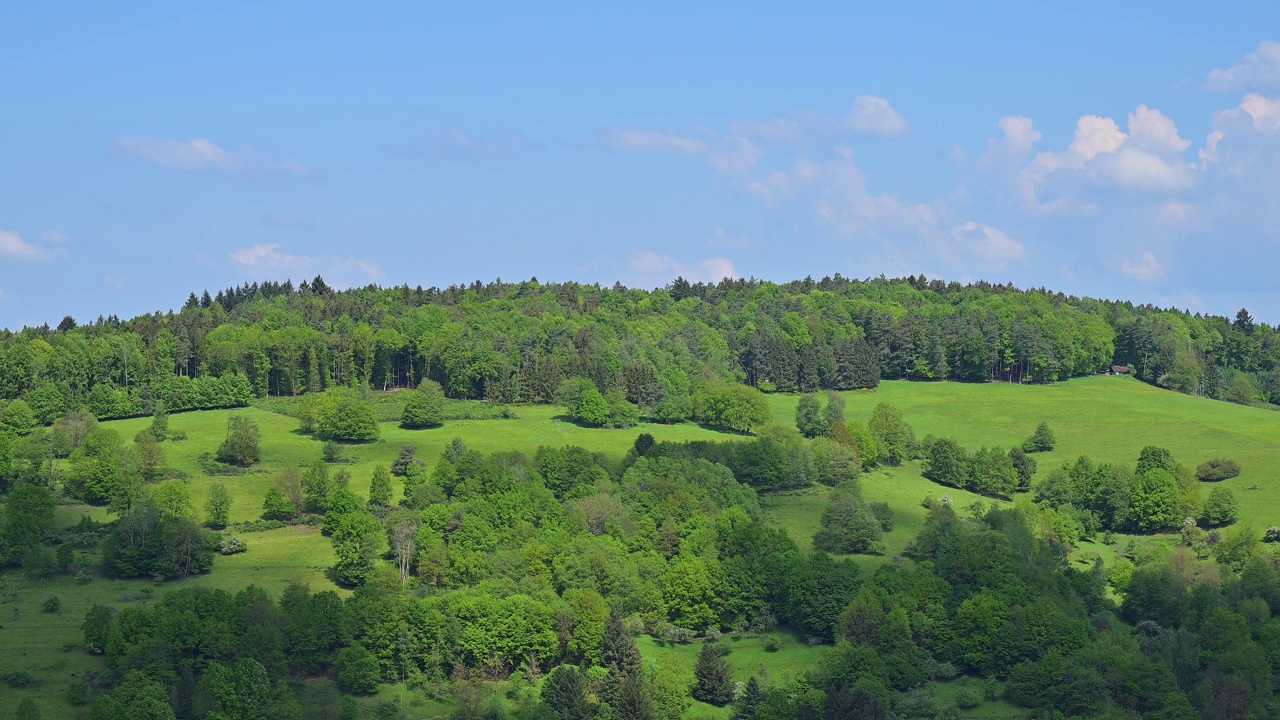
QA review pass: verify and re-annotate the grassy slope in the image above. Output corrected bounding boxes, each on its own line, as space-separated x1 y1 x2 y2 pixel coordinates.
4 376 1278 715
763 376 1280 567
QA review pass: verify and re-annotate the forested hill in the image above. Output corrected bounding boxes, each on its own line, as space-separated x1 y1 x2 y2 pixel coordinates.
0 274 1276 422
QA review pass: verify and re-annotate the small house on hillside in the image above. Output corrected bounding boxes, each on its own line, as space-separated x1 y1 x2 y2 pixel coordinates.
1108 365 1131 375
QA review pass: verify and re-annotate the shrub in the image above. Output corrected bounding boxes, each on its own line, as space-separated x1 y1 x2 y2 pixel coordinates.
1196 458 1241 482
323 441 346 463
1 670 38 687
218 536 248 555
955 683 983 709
42 596 61 613
763 637 779 653
66 676 91 706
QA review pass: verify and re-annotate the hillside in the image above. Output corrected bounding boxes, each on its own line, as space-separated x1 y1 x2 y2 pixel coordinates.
3 374 1277 716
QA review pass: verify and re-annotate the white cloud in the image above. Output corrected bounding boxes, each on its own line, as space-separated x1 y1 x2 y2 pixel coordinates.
1128 104 1191 153
0 288 7 301
1008 106 1195 209
1208 40 1280 91
628 249 739 285
0 230 49 260
603 129 710 155
983 116 1042 164
40 230 70 245
117 137 305 174
0 230 67 261
229 243 383 285
1157 200 1195 225
847 96 910 137
1121 251 1164 281
104 272 127 292
950 222 1025 264
1240 93 1280 134
605 102 1020 276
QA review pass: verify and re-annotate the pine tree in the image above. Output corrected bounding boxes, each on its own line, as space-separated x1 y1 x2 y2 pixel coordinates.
368 465 392 507
821 392 846 429
692 641 734 706
1022 421 1056 453
733 676 764 720
542 666 592 720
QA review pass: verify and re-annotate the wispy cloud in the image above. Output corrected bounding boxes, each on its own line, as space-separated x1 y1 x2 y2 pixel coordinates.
603 98 1021 276
388 129 530 160
1120 251 1164 281
104 272 127 292
0 229 68 261
628 249 739 286
1208 40 1280 91
117 137 305 174
230 243 383 285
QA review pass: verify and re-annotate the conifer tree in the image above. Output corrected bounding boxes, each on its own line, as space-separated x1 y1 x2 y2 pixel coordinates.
692 641 734 706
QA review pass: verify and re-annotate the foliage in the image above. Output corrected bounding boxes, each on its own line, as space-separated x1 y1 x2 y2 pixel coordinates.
1129 469 1182 531
1196 457 1241 481
1022 422 1056 453
336 645 381 694
697 384 771 433
867 403 913 464
204 482 232 528
1201 486 1239 527
216 415 260 466
368 464 393 507
813 481 883 554
314 387 380 441
692 642 734 705
402 378 447 428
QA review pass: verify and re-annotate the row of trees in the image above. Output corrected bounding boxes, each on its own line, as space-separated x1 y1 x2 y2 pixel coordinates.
3 275 1274 429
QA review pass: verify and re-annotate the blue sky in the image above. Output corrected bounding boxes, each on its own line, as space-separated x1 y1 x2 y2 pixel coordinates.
3 1 1280 328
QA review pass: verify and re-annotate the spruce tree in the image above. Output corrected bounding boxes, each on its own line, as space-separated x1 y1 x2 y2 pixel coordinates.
368 465 392 507
542 666 591 720
692 641 734 706
733 676 764 720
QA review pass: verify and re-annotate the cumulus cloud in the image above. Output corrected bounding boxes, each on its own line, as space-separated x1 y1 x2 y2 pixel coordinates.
0 230 68 261
1208 40 1280 91
117 137 305 174
1006 105 1195 210
847 96 910 137
628 249 739 285
230 243 382 285
1121 251 1164 281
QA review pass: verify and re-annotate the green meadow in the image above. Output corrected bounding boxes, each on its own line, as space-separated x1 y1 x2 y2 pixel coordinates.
3 375 1278 716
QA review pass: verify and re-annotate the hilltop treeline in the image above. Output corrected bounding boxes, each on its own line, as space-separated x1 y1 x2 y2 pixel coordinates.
0 275 1276 422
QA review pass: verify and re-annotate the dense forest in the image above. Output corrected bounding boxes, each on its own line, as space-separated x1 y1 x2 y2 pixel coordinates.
0 275 1276 427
